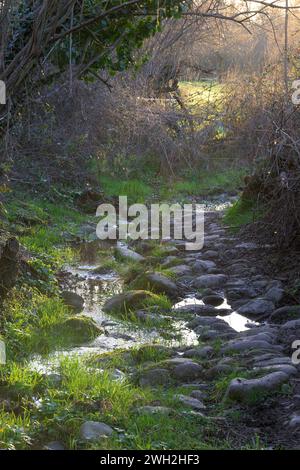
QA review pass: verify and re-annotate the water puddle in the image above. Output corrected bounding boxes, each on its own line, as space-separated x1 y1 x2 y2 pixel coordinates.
218 311 257 332
173 297 203 309
172 295 257 333
215 298 258 332
30 249 198 373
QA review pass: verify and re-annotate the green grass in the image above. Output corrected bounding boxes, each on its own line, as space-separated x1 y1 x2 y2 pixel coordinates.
96 157 246 205
212 370 252 402
141 292 172 311
2 290 99 359
3 290 64 359
154 267 178 280
59 357 140 408
21 229 75 265
223 198 260 230
99 176 152 204
160 168 246 200
150 244 175 258
0 351 265 450
0 409 32 450
129 345 171 365
97 168 247 203
0 362 44 396
0 356 151 450
6 196 91 266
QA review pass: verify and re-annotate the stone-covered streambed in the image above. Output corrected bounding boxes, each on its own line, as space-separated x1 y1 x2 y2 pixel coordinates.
25 204 300 449
29 253 200 374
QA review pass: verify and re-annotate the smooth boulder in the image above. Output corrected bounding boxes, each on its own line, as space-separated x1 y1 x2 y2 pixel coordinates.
226 372 289 403
61 290 84 312
169 265 192 276
270 306 300 324
172 362 203 381
202 294 224 307
115 245 145 262
103 290 154 314
55 316 102 344
183 346 214 359
131 272 177 297
237 298 274 317
193 274 227 289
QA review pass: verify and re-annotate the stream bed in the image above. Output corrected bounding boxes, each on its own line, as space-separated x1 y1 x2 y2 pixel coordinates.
30 196 255 373
30 262 199 373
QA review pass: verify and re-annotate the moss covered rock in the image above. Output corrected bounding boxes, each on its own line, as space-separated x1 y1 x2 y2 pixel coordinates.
61 290 84 312
52 316 102 345
130 272 177 297
103 290 155 314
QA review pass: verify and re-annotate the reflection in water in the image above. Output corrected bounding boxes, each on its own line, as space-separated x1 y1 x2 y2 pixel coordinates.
218 312 257 332
173 297 203 309
30 222 252 374
30 260 198 373
173 295 257 333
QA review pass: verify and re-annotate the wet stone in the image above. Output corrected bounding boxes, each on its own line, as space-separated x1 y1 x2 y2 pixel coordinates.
138 272 178 297
237 298 275 317
264 286 284 304
198 329 236 342
202 294 224 307
221 339 282 354
226 286 258 301
270 306 300 324
194 274 227 289
174 304 218 315
253 364 297 377
192 260 216 273
61 290 84 312
103 290 154 314
202 250 219 259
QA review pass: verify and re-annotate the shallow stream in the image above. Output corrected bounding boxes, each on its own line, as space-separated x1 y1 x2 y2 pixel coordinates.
30 197 255 373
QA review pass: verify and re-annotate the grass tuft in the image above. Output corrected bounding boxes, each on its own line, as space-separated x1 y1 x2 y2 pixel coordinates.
223 198 260 230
